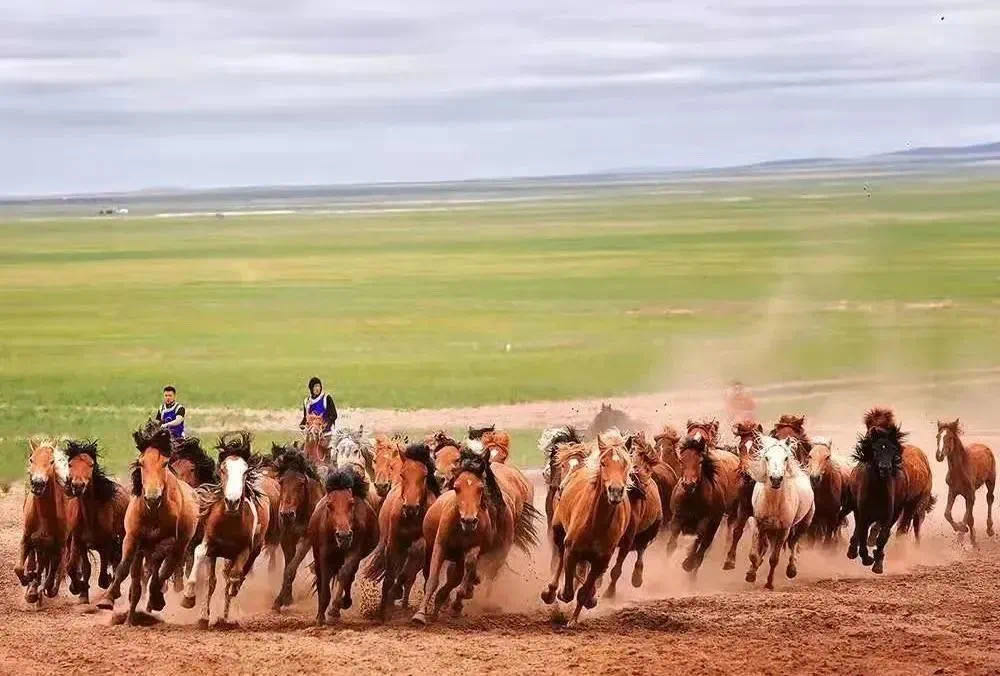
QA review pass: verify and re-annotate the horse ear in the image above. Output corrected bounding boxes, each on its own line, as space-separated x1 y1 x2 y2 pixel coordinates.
953 418 961 427
27 438 38 454
755 423 763 433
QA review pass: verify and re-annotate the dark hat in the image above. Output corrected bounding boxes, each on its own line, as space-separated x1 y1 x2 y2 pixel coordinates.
308 376 322 390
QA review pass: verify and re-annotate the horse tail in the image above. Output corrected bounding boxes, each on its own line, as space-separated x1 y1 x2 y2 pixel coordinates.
922 492 938 515
512 501 542 554
364 539 388 582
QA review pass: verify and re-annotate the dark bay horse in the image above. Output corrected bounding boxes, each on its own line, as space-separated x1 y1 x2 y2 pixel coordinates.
271 446 325 610
541 430 632 626
723 420 763 570
805 437 852 546
16 438 69 606
587 403 643 438
936 419 995 546
64 439 128 603
168 437 216 488
365 442 441 620
98 421 199 624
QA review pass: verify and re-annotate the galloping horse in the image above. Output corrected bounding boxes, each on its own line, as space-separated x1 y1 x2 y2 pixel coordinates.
271 445 324 610
587 404 643 438
365 442 441 620
541 430 632 626
538 426 585 529
605 431 662 597
414 441 539 625
98 421 199 625
182 432 272 627
849 421 934 573
426 431 462 487
16 438 69 606
723 420 763 570
311 466 379 625
479 428 511 464
805 437 852 546
653 425 682 474
667 436 740 573
64 439 128 603
685 419 721 449
168 437 216 488
302 413 333 465
936 419 995 546
372 434 405 500
769 414 812 464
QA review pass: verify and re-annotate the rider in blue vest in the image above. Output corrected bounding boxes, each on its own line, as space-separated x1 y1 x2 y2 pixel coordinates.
155 385 186 439
300 376 337 432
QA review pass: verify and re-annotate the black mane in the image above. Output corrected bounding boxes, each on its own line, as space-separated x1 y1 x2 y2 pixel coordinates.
64 439 119 503
273 445 320 481
325 465 369 498
679 437 718 484
853 424 906 474
467 425 495 440
457 444 504 515
171 436 217 485
403 442 441 496
427 431 461 452
132 419 172 455
216 430 255 463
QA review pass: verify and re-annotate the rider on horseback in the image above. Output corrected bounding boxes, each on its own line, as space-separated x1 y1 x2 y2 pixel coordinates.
300 376 337 432
156 385 186 439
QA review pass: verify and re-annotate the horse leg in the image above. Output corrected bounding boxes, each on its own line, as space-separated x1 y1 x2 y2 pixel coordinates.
559 548 581 604
569 556 605 627
126 552 145 626
764 529 785 590
223 549 251 622
631 523 659 588
182 542 209 608
398 541 425 610
273 537 310 610
943 488 963 533
43 544 62 598
198 556 216 629
541 527 566 605
786 523 805 579
854 518 873 566
685 517 721 574
746 526 768 584
871 515 893 574
146 550 168 613
412 537 446 625
24 548 40 605
986 478 996 537
724 503 749 570
77 546 92 603
665 519 682 557
99 533 137 609
378 545 402 621
604 540 630 599
963 492 977 548
14 536 32 587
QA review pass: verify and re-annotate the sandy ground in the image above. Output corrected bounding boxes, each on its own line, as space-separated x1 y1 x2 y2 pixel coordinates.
6 377 1000 675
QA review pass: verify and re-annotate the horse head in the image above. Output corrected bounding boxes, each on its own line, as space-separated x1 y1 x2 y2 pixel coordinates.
854 424 906 481
273 446 319 524
27 437 65 497
757 436 798 489
686 418 720 447
732 420 763 458
453 440 495 533
64 439 99 497
399 442 439 521
935 419 961 463
594 429 631 505
677 436 716 495
654 425 681 465
807 437 834 479
372 434 403 497
131 420 173 508
325 466 367 550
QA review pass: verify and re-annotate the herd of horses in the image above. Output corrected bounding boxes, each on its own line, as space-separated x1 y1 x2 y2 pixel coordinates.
16 407 997 628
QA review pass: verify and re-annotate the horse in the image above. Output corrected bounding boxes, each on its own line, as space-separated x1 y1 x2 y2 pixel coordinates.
63 439 128 604
426 431 462 487
334 434 376 489
540 430 631 626
685 418 721 448
769 414 812 464
302 413 333 465
182 432 271 628
538 426 585 529
848 423 935 573
365 442 441 620
666 436 741 573
805 437 853 546
271 445 325 609
414 440 539 625
653 425 682 474
372 434 405 499
587 403 643 439
311 466 379 625
16 438 69 606
168 437 216 488
605 432 662 597
723 420 763 570
480 428 511 464
936 419 996 546
745 436 814 589
98 420 199 625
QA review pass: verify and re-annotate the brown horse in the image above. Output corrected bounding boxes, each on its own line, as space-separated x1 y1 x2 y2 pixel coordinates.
769 414 812 464
936 420 996 546
372 434 404 499
723 420 763 570
311 466 379 625
425 431 462 487
805 437 851 546
63 439 128 604
541 430 631 625
605 432 662 597
654 425 682 474
365 442 441 620
182 433 271 627
16 438 69 606
168 437 217 488
480 429 511 464
98 421 199 624
414 441 539 625
849 422 935 573
587 403 643 438
538 426 585 530
302 413 333 465
685 418 721 449
271 445 325 609
667 437 740 573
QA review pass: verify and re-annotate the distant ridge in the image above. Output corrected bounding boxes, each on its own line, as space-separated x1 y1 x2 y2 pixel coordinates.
880 141 1000 158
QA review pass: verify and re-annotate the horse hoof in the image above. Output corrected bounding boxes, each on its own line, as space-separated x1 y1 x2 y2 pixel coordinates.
197 618 210 629
68 579 81 595
786 565 797 579
583 596 597 610
764 582 774 591
98 573 111 589
745 571 756 583
148 593 166 612
722 560 735 571
411 611 427 626
44 586 58 598
540 588 556 605
126 613 140 626
341 596 353 611
96 599 113 611
872 561 884 575
987 527 995 537
325 609 341 622
631 570 644 588
847 548 858 560
315 616 326 627
557 589 574 604
954 523 969 534
77 593 90 605
25 590 39 604
180 595 196 609
681 558 696 573
450 603 463 617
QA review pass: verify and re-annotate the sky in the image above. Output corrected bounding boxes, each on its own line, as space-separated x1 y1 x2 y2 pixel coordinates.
2 0 998 195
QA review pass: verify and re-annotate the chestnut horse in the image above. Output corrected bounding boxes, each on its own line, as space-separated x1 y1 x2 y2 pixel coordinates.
312 466 379 625
541 430 632 626
480 428 511 464
16 438 69 606
936 420 995 546
538 426 584 529
271 446 325 609
182 433 271 627
769 414 812 464
302 413 333 465
64 439 128 604
626 430 675 526
849 423 935 573
667 437 740 573
723 420 763 570
414 441 540 625
805 437 852 546
365 442 441 620
98 421 199 625
372 434 405 499
605 431 662 597
654 425 682 474
685 419 721 449
426 431 462 487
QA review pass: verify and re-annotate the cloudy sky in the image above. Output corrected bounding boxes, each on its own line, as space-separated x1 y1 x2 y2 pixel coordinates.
2 0 998 195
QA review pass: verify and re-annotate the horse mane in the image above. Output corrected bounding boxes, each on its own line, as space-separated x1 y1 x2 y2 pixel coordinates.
132 419 172 455
481 429 510 459
679 436 718 484
586 429 640 497
538 426 582 457
196 463 266 520
733 420 763 437
749 437 804 483
64 439 119 502
555 442 590 475
325 464 369 499
171 436 217 485
853 424 906 474
403 442 441 496
467 425 495 440
457 441 504 515
426 431 461 453
216 430 255 463
938 419 963 435
864 407 896 430
654 425 680 443
273 446 320 481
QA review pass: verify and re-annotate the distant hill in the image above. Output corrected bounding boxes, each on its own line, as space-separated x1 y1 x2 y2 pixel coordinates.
881 142 1000 158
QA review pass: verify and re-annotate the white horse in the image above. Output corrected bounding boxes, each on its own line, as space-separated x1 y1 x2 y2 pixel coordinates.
746 436 815 589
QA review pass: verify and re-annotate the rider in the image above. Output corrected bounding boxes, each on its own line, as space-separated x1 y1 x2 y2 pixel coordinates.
300 376 337 432
155 385 186 439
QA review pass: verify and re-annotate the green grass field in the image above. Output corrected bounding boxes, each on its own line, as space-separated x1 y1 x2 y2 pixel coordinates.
2 178 999 478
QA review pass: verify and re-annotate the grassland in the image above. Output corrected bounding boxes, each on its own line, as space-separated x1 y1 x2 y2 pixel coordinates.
2 177 999 478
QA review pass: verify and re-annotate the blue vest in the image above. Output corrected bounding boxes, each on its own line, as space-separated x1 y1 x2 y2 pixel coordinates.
305 393 328 417
160 402 185 438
